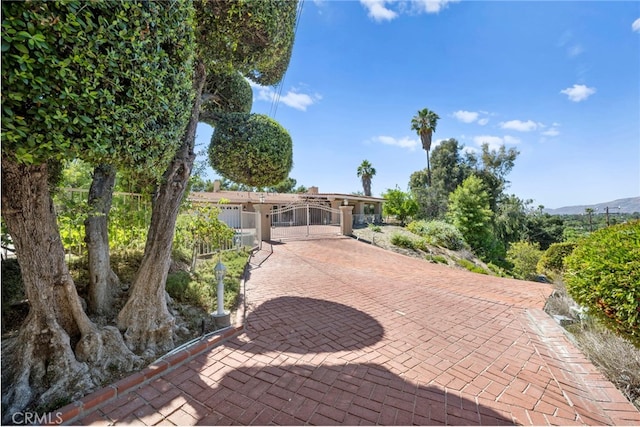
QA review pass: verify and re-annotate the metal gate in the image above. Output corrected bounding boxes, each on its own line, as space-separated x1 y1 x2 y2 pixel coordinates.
271 202 340 240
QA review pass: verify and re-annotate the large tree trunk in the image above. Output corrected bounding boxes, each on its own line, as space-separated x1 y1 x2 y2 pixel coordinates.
85 164 119 315
1 159 140 422
117 61 206 357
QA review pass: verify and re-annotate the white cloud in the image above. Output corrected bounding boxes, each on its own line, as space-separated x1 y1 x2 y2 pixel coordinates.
568 44 584 57
542 128 560 137
360 0 458 21
251 82 321 111
452 110 490 125
560 84 596 102
360 0 397 22
414 0 460 14
472 134 519 151
453 110 479 123
372 135 419 150
499 119 538 132
632 18 640 32
503 135 521 145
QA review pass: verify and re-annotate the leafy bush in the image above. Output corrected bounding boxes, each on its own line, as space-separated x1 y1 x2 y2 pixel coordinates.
407 220 466 250
537 242 577 276
367 224 382 233
426 254 448 264
506 241 543 280
390 233 416 250
166 250 249 311
456 258 488 275
564 221 640 346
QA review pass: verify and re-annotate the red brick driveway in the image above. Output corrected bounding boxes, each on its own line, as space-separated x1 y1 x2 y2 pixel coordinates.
74 237 640 425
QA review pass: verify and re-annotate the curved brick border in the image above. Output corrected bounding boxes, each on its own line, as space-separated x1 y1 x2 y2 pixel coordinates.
48 254 251 426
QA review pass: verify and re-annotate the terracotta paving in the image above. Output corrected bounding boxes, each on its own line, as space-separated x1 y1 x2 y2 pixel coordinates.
66 237 640 425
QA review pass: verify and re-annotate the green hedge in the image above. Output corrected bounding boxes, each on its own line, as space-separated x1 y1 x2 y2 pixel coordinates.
564 221 640 346
537 241 577 275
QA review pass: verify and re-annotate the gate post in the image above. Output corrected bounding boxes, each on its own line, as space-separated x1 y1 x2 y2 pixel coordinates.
339 205 354 236
253 204 272 242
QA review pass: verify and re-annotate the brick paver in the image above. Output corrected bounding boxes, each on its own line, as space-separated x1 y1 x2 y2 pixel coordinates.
70 237 640 425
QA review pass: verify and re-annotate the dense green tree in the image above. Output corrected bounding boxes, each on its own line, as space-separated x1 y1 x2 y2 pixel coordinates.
382 187 419 226
494 194 528 248
446 176 494 257
506 241 543 281
118 0 299 354
1 1 194 417
357 160 377 197
411 108 440 185
523 211 565 250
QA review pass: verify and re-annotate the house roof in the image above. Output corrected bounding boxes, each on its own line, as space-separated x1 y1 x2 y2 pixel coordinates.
188 190 384 205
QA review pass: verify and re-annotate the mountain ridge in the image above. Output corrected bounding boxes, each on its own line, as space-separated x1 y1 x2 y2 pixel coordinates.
544 196 640 215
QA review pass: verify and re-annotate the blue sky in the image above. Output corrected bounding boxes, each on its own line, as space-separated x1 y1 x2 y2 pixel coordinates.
197 0 640 209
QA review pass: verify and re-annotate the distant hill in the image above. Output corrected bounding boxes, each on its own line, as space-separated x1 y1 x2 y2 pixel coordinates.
544 197 640 215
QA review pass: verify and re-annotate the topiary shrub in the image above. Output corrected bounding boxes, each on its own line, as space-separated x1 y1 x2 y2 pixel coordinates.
506 241 543 281
564 221 640 346
537 241 577 276
407 220 466 250
209 113 293 187
200 71 253 127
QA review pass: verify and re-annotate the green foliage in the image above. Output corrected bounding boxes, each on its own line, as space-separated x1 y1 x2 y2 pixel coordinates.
1 1 195 174
537 242 577 276
564 221 640 346
446 176 494 256
411 108 439 151
426 254 448 264
201 70 253 126
367 223 382 233
524 211 565 250
406 220 466 250
390 233 416 250
166 250 248 311
174 204 235 271
382 188 418 226
456 258 488 275
53 189 151 255
195 0 298 85
357 160 376 197
506 241 543 280
209 113 293 187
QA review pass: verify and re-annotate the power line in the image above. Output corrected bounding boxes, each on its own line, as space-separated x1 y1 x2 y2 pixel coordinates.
270 0 305 118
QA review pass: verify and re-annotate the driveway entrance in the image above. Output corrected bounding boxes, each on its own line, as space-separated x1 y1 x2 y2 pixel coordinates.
270 202 340 240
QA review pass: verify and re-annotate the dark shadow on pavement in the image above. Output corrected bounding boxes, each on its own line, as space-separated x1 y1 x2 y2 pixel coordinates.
240 296 385 354
190 363 515 425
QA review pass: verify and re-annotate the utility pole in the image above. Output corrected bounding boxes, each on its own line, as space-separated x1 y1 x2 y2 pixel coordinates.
605 206 621 226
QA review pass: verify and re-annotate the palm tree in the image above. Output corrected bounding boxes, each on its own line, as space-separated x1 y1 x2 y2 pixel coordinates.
357 160 376 196
411 107 440 186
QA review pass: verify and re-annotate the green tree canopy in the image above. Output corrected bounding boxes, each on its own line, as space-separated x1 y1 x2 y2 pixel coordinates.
382 187 418 226
200 70 253 126
1 1 195 175
446 175 494 256
209 113 293 187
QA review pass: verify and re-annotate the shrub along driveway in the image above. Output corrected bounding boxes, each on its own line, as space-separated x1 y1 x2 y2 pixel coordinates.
75 237 640 425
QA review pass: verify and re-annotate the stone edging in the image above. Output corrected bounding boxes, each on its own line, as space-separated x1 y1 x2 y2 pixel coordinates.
50 252 251 426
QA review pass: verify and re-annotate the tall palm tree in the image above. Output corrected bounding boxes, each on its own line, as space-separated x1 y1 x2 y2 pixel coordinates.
411 107 440 186
357 160 376 196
